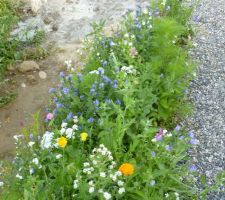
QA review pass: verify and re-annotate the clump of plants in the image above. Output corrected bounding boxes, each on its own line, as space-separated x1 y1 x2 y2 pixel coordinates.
1 0 224 199
0 0 45 75
0 0 47 107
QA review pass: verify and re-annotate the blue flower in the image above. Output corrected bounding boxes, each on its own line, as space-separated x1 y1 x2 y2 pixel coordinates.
113 80 118 89
102 76 112 84
188 132 194 138
93 99 100 106
53 97 58 103
109 40 116 47
98 67 105 75
189 165 197 172
67 112 73 120
193 15 200 22
150 180 156 186
90 88 96 95
62 87 69 95
56 103 63 108
105 98 111 104
165 145 173 151
80 95 85 99
77 73 82 79
99 83 105 89
114 66 120 73
29 134 34 140
77 112 82 116
53 109 58 115
115 99 121 105
59 71 65 78
67 74 72 81
190 138 198 145
151 151 156 157
95 107 100 111
88 117 94 123
179 136 184 140
102 61 107 67
175 125 181 131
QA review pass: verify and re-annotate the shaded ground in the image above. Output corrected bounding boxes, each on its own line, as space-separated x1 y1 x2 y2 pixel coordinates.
0 0 148 157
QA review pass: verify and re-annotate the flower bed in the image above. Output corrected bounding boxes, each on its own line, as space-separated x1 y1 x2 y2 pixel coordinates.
1 0 224 199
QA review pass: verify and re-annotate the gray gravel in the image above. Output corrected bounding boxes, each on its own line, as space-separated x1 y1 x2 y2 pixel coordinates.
187 0 225 199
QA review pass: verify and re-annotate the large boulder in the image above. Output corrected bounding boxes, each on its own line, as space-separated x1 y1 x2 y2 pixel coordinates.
18 61 40 73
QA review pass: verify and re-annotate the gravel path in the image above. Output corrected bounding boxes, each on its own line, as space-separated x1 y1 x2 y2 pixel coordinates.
188 0 225 199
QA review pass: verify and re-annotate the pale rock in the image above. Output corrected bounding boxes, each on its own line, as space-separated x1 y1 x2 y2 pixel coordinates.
18 61 39 73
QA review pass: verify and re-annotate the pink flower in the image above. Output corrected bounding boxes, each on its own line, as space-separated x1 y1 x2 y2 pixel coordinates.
155 128 165 141
130 47 138 58
46 113 54 120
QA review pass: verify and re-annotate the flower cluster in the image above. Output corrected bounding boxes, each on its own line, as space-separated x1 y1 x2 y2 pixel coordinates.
2 2 208 200
59 116 79 139
151 128 168 142
121 65 137 75
40 131 54 149
73 145 126 199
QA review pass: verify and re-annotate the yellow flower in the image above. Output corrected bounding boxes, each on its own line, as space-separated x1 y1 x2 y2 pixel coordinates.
80 132 88 141
119 163 134 176
58 136 67 148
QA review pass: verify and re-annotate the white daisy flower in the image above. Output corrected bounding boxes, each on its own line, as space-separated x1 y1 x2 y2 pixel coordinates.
60 128 66 135
72 124 79 130
56 154 62 159
100 172 106 177
28 141 35 147
89 187 95 193
73 116 78 123
117 180 124 186
65 128 74 139
88 180 94 186
16 174 23 180
73 180 79 189
103 192 112 200
83 162 90 167
32 158 39 165
118 187 125 194
92 160 97 165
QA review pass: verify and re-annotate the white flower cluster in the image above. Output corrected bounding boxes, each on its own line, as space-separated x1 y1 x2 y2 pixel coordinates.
161 0 167 6
175 192 180 200
73 144 125 199
65 60 76 72
40 131 54 149
121 65 137 75
123 33 135 47
28 141 35 147
16 173 23 180
60 116 79 139
0 181 4 187
13 135 24 144
89 67 105 75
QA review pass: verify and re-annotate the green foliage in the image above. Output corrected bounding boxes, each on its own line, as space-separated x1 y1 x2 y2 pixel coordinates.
0 91 17 107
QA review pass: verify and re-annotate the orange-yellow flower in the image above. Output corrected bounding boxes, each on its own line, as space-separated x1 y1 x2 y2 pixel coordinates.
119 163 134 176
80 132 88 141
58 136 67 148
